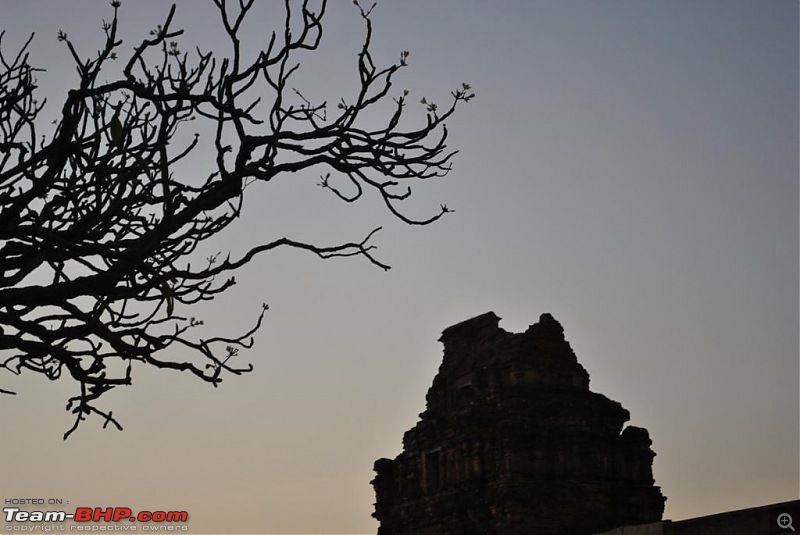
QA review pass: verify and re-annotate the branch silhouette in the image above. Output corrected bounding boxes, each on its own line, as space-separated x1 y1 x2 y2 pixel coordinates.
0 0 473 439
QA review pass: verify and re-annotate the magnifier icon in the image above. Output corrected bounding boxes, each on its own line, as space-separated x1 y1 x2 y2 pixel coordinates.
778 513 795 532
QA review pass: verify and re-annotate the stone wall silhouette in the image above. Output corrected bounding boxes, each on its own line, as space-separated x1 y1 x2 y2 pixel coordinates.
372 312 665 535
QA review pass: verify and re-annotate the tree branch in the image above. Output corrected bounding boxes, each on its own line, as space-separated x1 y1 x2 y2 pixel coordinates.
0 0 472 437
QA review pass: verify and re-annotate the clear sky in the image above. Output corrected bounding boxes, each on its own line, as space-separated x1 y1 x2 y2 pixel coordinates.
1 1 797 533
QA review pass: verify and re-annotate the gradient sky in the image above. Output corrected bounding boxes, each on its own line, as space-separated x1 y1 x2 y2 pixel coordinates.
1 1 797 534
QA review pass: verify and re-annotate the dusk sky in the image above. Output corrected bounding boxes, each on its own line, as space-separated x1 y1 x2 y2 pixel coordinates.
1 1 797 534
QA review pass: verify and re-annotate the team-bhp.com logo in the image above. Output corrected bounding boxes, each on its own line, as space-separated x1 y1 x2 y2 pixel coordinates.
5 507 188 530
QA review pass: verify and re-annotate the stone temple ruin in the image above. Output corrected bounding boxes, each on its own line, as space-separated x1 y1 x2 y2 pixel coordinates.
372 312 666 535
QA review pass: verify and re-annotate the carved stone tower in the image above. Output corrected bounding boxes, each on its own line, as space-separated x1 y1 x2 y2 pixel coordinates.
372 312 665 535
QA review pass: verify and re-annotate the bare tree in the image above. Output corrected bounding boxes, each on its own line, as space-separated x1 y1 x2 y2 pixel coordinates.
0 0 473 438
